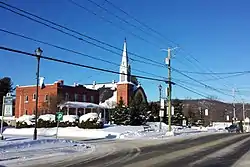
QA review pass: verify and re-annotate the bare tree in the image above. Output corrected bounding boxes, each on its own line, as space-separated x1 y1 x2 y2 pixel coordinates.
40 94 64 114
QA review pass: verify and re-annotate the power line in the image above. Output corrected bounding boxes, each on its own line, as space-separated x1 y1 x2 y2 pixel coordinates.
103 0 177 47
85 0 165 44
101 0 238 91
175 70 250 75
67 0 159 48
0 28 168 79
0 46 172 83
0 1 239 99
175 83 211 99
172 67 233 97
0 1 165 68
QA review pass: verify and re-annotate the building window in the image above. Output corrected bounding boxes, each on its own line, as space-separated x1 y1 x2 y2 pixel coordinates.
91 96 94 102
74 94 78 101
32 93 36 101
83 94 86 102
65 93 69 101
44 94 49 102
25 95 28 103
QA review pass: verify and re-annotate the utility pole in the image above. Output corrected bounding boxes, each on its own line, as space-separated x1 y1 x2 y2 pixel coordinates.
243 100 245 126
159 84 162 131
166 48 172 132
232 88 236 124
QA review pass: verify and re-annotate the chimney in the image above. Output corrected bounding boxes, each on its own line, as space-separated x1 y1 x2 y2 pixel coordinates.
92 81 96 88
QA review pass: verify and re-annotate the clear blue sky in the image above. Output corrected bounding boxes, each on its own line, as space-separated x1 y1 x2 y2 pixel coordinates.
1 0 250 102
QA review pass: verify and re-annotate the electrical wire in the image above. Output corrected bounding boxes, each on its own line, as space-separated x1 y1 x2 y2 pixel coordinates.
0 46 172 83
0 1 165 68
0 28 168 79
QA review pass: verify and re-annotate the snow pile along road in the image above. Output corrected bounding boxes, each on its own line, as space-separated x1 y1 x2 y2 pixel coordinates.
0 136 91 166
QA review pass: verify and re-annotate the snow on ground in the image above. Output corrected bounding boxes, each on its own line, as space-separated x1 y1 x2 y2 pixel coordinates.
3 122 225 140
38 114 55 122
79 113 98 122
0 136 91 166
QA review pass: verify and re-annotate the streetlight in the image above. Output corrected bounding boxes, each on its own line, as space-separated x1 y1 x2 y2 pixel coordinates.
33 47 42 140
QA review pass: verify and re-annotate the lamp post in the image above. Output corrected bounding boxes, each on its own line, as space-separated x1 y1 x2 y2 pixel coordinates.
33 47 42 140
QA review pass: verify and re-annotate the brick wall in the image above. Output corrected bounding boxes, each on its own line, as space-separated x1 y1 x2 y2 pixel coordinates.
15 81 99 118
117 83 134 106
15 83 58 117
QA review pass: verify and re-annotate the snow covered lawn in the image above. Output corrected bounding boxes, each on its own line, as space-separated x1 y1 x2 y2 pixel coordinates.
0 136 91 166
3 122 225 140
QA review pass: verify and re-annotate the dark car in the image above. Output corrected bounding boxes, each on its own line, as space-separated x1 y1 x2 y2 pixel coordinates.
225 124 240 133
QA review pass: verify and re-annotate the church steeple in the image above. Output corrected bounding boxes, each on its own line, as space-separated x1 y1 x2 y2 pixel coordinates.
119 38 131 82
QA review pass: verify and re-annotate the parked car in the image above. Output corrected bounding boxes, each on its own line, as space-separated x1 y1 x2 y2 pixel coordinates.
225 124 240 133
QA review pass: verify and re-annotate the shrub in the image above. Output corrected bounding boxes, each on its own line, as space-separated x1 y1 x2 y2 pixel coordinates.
78 119 103 129
16 121 33 129
0 121 8 127
37 119 57 128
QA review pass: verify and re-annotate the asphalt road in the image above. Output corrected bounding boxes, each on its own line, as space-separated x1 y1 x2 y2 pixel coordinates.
27 133 250 167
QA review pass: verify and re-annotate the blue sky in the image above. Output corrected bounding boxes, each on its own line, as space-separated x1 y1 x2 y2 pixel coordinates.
1 0 250 102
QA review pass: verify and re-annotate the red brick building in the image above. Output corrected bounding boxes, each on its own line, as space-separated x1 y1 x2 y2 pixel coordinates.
15 80 99 118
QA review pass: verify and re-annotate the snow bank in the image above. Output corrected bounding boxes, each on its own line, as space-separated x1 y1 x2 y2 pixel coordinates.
63 115 79 122
0 116 15 121
38 114 55 122
16 115 35 122
79 113 99 122
3 122 223 140
16 115 35 125
0 137 91 166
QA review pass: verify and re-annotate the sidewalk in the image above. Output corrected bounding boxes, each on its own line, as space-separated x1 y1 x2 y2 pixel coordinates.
233 150 250 167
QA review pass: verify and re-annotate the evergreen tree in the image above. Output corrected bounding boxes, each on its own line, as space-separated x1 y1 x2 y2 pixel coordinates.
111 99 130 125
171 99 185 125
0 77 13 115
128 93 148 125
147 102 160 122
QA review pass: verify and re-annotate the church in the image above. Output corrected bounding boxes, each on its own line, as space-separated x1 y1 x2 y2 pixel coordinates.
84 39 147 108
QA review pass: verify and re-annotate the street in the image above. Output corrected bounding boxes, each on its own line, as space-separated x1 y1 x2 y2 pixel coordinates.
23 133 250 167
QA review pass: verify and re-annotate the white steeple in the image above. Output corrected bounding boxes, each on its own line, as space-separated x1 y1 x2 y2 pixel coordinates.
119 38 131 82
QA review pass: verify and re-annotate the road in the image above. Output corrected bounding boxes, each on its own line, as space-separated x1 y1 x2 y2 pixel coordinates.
26 133 250 167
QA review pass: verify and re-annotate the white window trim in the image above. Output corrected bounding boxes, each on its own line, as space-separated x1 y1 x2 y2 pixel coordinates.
44 94 49 102
25 95 29 103
32 93 36 101
83 94 86 102
74 94 78 101
65 93 69 101
91 95 94 102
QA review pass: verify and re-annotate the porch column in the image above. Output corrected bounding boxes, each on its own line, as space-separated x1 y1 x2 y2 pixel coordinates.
67 107 69 115
83 108 86 115
75 108 78 116
91 108 93 113
104 109 106 124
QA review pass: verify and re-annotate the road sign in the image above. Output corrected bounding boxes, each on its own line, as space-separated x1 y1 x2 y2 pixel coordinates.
2 95 13 117
160 99 165 109
4 97 12 105
56 112 63 121
159 110 164 117
182 120 187 126
4 104 12 117
205 109 209 116
167 106 175 115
